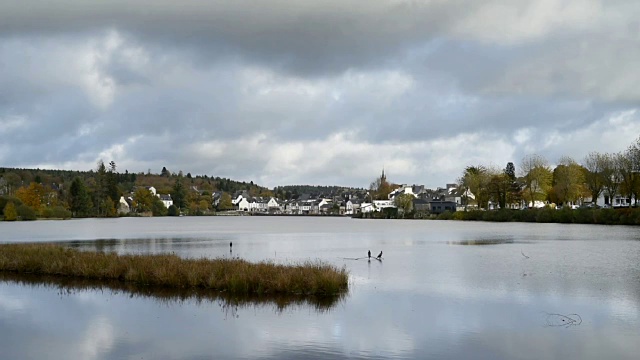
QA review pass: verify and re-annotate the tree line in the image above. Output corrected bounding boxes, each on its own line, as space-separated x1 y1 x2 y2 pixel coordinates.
457 136 640 209
0 161 269 220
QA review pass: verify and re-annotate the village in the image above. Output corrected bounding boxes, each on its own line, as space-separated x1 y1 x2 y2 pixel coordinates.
114 181 461 217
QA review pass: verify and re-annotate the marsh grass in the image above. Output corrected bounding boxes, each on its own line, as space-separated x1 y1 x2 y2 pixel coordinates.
0 244 349 296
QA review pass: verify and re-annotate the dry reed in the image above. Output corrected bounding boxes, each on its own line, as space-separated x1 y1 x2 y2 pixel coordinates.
0 244 349 296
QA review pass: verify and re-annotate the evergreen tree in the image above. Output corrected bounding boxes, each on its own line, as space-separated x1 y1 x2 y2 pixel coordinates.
106 164 120 203
504 162 521 206
69 177 92 217
93 160 108 216
172 175 187 209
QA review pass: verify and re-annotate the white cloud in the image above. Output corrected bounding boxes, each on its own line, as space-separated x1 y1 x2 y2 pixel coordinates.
452 0 603 43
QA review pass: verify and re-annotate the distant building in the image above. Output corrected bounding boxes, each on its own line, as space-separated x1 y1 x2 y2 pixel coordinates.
428 200 457 214
158 194 173 208
413 198 429 212
118 196 130 214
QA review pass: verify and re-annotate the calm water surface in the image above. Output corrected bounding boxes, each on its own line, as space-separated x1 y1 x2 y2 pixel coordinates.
1 217 639 359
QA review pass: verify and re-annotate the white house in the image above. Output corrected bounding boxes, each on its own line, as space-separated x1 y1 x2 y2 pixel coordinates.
287 201 300 214
118 196 130 214
247 198 268 212
300 201 313 214
360 200 397 213
345 200 354 215
237 197 250 211
158 194 173 208
374 200 395 209
595 192 636 208
232 194 245 205
388 185 417 200
267 197 281 212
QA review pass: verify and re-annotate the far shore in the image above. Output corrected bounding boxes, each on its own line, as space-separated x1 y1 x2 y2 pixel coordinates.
3 206 639 226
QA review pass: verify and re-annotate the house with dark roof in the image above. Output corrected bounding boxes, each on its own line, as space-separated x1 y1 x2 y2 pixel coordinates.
428 200 457 214
413 198 429 212
158 194 173 208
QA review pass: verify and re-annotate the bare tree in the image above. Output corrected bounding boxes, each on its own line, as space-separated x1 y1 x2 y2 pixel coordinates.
601 153 623 207
619 145 639 207
582 152 606 204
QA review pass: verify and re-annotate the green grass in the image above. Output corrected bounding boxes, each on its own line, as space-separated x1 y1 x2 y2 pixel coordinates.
0 244 349 296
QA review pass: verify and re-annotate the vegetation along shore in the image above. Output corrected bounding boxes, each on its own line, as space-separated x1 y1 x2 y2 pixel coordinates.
0 244 349 296
437 207 640 225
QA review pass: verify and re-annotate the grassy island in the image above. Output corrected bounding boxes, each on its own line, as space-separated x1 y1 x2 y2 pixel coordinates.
0 244 348 296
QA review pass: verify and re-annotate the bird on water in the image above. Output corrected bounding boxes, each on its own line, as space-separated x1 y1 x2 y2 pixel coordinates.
368 250 371 259
377 251 383 259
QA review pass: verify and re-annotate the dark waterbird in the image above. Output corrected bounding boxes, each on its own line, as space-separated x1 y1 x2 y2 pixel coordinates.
377 251 383 259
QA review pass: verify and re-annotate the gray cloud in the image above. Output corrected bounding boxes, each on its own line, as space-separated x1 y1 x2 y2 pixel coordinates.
1 1 639 187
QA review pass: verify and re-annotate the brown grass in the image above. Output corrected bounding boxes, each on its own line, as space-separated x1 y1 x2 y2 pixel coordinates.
0 244 349 296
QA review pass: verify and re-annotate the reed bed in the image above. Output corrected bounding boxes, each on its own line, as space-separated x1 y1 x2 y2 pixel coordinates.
0 244 349 296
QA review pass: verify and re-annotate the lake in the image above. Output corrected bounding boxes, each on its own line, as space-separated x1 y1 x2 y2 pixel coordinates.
1 217 639 359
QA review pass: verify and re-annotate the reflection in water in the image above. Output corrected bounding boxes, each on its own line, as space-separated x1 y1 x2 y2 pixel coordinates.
446 239 515 245
2 218 640 359
0 272 346 314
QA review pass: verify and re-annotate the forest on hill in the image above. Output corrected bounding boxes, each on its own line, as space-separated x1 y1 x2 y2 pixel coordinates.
0 162 270 220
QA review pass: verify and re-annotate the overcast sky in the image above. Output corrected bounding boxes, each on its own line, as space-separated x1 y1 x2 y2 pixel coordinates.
1 0 639 188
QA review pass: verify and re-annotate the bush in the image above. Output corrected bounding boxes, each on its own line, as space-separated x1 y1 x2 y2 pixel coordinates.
3 202 18 221
52 206 72 219
591 208 615 225
465 211 478 220
513 208 538 222
535 207 556 223
0 196 22 217
167 205 179 216
17 204 37 220
40 207 54 218
555 208 573 223
483 209 513 222
437 211 453 220
572 208 594 224
151 198 168 216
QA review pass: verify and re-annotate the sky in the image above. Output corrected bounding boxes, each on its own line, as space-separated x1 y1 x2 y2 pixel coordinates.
1 0 640 189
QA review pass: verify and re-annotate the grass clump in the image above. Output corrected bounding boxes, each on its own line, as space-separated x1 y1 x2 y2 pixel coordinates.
0 244 349 296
